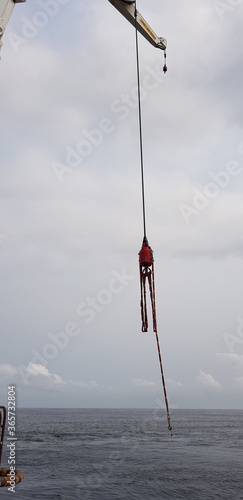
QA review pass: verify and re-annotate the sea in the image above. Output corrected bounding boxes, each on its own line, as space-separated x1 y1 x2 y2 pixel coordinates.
1 409 243 499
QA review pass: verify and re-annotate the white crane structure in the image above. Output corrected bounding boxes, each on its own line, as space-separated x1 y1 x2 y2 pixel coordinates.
0 0 167 58
0 0 25 53
108 0 167 51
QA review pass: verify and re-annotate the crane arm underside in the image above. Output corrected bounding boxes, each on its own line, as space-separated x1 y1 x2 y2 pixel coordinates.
0 0 166 55
0 0 26 51
108 0 167 51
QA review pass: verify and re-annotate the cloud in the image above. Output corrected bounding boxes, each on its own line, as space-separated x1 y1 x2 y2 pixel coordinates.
132 378 155 388
0 363 17 379
1 1 243 410
0 362 99 393
196 370 221 390
26 362 63 383
216 353 243 371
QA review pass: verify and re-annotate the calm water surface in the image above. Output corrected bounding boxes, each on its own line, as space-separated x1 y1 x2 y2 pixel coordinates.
1 409 242 499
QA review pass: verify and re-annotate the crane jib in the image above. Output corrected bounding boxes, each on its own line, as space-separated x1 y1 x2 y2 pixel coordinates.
108 0 167 51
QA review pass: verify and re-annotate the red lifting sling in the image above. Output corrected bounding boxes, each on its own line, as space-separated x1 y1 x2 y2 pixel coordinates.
139 237 172 434
139 237 156 333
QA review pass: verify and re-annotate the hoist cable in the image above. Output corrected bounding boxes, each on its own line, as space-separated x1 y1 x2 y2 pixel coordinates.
135 1 172 435
134 0 146 239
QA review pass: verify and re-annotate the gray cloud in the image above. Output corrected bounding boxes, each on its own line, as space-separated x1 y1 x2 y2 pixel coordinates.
1 0 243 408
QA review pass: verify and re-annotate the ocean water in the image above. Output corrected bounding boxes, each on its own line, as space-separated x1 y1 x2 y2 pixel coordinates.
1 409 243 499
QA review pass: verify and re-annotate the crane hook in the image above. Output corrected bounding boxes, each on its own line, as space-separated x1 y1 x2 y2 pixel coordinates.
163 50 167 74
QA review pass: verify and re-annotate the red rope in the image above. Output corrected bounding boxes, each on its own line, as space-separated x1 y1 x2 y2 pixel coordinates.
139 240 172 435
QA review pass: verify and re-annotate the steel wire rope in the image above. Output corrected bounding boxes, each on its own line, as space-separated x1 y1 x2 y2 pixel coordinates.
135 0 172 435
134 0 147 238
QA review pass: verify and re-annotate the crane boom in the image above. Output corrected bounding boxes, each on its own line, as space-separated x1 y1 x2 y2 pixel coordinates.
0 1 166 57
108 0 167 51
0 0 26 53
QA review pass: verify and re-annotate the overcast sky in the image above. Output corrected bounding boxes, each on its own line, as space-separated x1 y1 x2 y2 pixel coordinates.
0 0 243 410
